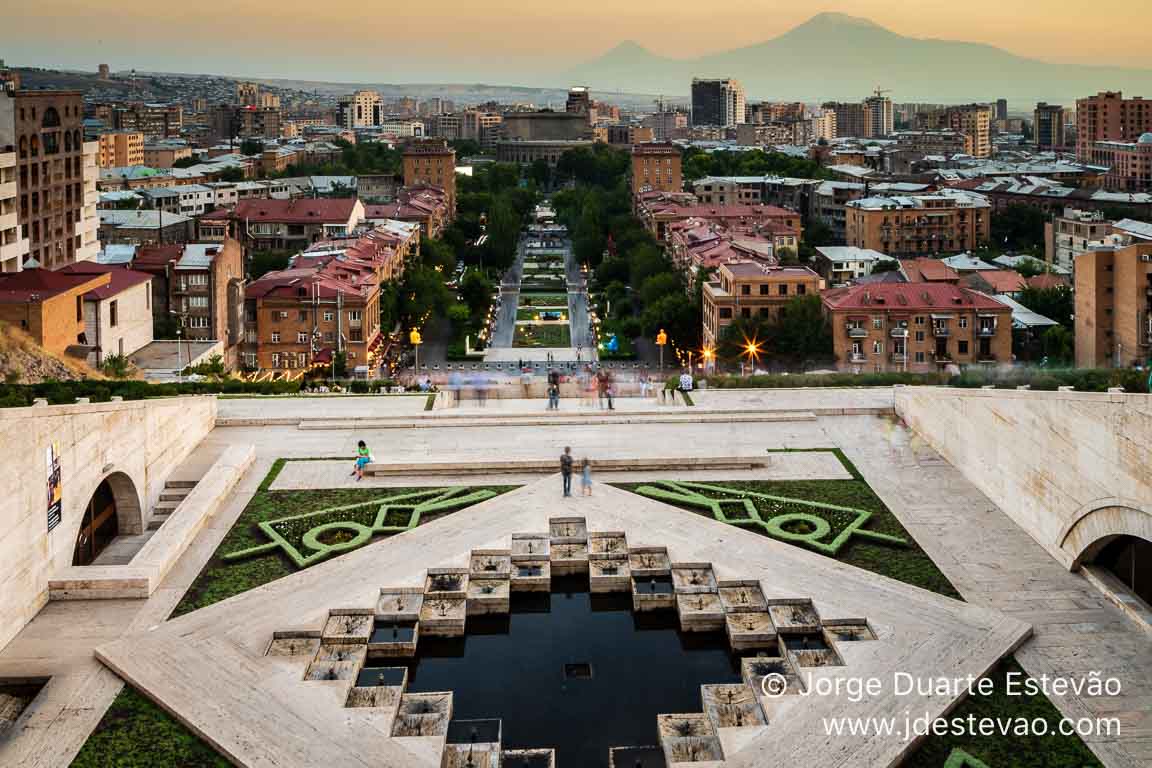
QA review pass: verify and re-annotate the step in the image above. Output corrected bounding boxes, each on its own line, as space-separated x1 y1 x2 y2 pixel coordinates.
159 490 190 502
152 507 174 518
365 456 769 477
153 499 181 513
147 518 166 532
294 411 818 431
164 479 198 489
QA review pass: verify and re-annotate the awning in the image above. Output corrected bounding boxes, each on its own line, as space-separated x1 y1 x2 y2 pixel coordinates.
312 348 333 364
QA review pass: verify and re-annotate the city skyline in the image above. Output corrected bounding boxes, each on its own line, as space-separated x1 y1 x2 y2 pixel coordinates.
5 3 1152 86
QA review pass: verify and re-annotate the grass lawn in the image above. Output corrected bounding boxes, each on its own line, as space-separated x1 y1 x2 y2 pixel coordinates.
513 323 571 348
519 292 569 306
516 306 566 321
617 449 1103 768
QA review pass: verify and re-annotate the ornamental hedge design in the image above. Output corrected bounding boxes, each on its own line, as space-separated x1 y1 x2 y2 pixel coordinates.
944 748 992 768
223 487 499 569
633 480 906 556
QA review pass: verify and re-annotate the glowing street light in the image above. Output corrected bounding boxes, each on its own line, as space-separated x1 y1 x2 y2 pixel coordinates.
741 336 762 376
655 328 667 370
409 328 423 372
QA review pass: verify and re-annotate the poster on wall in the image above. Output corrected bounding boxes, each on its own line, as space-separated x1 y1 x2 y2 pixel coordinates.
46 442 62 532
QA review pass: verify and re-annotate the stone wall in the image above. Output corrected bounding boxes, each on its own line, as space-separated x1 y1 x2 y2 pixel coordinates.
0 396 215 651
895 387 1152 569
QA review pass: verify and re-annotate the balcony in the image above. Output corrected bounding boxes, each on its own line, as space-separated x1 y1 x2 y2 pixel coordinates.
976 325 996 337
890 352 907 363
889 327 909 338
849 352 867 363
846 326 868 338
931 325 950 338
933 351 953 363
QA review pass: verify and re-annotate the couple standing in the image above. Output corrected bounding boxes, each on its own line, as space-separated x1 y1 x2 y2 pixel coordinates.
560 446 592 497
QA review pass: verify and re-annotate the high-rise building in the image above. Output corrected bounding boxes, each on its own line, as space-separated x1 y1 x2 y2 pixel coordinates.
822 102 865 138
822 94 891 139
0 89 100 270
1033 103 1067 150
337 90 383 129
236 82 260 106
97 64 110 81
1088 135 1152 192
566 87 592 116
642 109 688 141
1075 240 1152 368
862 94 894 138
402 139 456 217
104 102 182 138
914 104 993 158
0 149 28 272
210 105 281 141
995 99 1008 122
96 130 144 168
691 78 746 128
1076 91 1152 161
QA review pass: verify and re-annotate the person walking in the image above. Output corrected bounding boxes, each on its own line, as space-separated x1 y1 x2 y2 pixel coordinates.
580 457 592 496
352 440 372 481
560 446 574 497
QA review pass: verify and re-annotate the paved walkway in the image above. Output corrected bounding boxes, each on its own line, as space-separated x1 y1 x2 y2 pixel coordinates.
824 415 1152 768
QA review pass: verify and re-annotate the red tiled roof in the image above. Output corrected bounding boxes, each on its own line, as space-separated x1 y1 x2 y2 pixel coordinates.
965 269 1024 295
901 258 960 283
0 269 108 303
1025 273 1070 290
58 262 152 300
234 198 358 224
131 244 184 270
822 282 1009 312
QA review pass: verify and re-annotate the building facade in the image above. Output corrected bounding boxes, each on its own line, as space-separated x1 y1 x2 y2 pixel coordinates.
211 105 281 141
337 90 383 129
1074 241 1152 368
1075 91 1152 161
822 282 1012 372
630 142 682 195
844 193 991 256
58 261 153 365
233 198 364 251
1 89 100 270
401 139 456 216
1033 103 1067 151
701 261 823 350
1087 135 1152 193
96 131 144 168
691 78 746 128
0 267 109 355
0 150 28 272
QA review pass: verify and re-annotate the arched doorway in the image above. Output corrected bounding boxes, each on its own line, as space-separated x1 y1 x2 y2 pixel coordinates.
1091 535 1152 605
73 479 120 566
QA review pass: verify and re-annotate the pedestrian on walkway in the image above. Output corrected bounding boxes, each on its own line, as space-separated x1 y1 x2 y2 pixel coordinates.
605 374 615 411
580 457 593 496
352 440 372 481
560 446 574 497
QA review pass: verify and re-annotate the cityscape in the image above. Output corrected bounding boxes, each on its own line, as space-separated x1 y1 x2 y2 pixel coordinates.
0 5 1150 768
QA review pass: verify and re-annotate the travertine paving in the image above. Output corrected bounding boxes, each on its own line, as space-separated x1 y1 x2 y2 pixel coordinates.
95 479 1029 768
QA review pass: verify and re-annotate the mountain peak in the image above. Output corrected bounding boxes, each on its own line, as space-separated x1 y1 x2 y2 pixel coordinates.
801 12 886 30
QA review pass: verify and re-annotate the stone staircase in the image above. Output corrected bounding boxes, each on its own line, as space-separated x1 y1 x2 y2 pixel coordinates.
146 479 198 532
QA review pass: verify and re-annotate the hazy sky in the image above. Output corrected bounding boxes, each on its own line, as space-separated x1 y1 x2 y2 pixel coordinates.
6 0 1151 84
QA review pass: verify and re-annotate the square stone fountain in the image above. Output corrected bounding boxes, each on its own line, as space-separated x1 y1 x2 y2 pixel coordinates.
511 533 550 561
783 632 844 668
588 531 628 557
741 655 804 697
724 611 778 651
390 692 453 737
303 643 367 682
469 549 512 579
502 748 556 768
656 713 724 764
632 574 676 612
419 596 467 637
701 683 767 729
376 587 424 622
671 562 718 594
609 746 667 767
717 580 768 613
320 609 373 645
823 620 877 642
367 618 419 656
345 666 407 710
467 577 511 615
549 539 589 575
588 555 630 593
549 516 588 540
425 568 469 599
675 592 726 632
265 630 321 657
766 599 822 634
628 547 672 578
441 719 502 768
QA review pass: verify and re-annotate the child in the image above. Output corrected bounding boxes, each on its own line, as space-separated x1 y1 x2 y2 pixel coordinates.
580 458 592 496
352 440 372 481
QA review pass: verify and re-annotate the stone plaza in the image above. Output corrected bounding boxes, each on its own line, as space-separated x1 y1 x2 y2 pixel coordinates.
0 386 1149 767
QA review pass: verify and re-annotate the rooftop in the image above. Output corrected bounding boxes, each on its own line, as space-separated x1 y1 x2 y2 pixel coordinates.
234 198 359 224
58 262 152 300
822 281 1009 312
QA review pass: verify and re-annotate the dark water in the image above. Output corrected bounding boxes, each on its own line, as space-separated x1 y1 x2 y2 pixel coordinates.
398 576 741 767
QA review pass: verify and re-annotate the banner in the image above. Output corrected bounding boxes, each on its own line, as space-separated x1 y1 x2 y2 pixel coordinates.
46 442 62 533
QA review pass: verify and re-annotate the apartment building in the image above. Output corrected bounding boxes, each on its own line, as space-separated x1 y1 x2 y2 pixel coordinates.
96 131 144 168
595 125 654 146
821 95 892 139
635 192 802 244
701 261 823 349
1087 135 1152 193
139 184 217 216
99 102 182 138
822 282 1011 373
401 139 456 216
691 79 746 128
142 140 192 168
1046 208 1121 270
58 261 153 365
1033 103 1067 151
914 105 993 158
0 150 28 272
1 89 100 270
233 198 365 250
211 104 281 141
630 142 682 195
1074 241 1152 368
666 218 777 287
337 90 383 129
364 186 450 239
641 110 688 141
844 193 990 256
1075 91 1152 161
0 267 109 355
692 176 819 212
813 246 897 286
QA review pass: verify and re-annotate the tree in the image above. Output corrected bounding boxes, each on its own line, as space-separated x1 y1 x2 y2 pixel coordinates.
214 167 245 182
399 265 451 327
172 156 199 169
1018 285 1073 329
777 246 799 266
422 238 456 273
638 272 682 308
1013 257 1049 278
990 204 1048 253
459 270 494 321
872 259 900 273
249 249 293 280
483 195 520 272
101 354 133 379
799 218 834 260
446 303 471 330
529 159 551 190
1040 325 1074 364
239 139 264 157
772 295 833 362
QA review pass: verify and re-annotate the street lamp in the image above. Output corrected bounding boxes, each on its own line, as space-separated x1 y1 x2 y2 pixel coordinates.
742 337 762 376
702 346 715 374
655 328 667 371
409 328 423 374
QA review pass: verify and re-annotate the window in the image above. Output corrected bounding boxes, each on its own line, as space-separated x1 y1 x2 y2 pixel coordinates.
914 316 925 325
915 352 925 363
189 273 208 286
872 317 883 330
188 316 209 328
741 308 751 319
109 300 118 328
740 284 751 295
958 317 969 329
958 340 969 355
759 285 770 295
271 353 281 368
719 307 732 319
271 331 280 344
323 311 334 322
915 331 925 342
297 331 308 344
778 284 788 296
189 296 208 308
796 284 806 295
873 340 883 354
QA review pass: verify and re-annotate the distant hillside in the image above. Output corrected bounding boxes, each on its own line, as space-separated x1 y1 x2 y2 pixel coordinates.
564 12 1152 104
